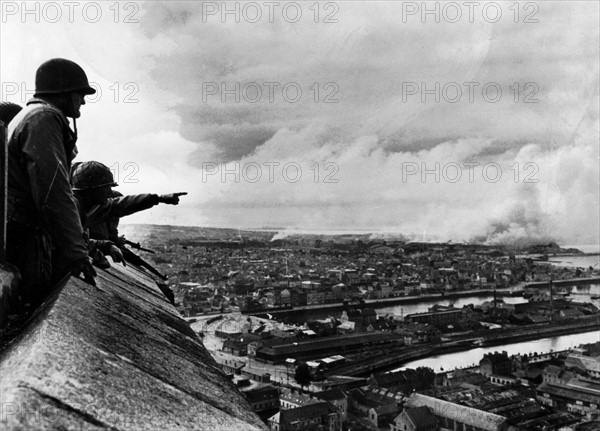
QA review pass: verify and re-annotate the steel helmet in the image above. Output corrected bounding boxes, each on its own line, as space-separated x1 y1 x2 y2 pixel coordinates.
35 58 96 96
71 161 118 191
0 101 23 125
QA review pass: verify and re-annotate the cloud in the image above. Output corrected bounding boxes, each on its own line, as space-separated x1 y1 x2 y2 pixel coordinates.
1 1 597 244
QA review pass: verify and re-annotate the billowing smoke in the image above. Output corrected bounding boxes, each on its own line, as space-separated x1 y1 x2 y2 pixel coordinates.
483 184 552 246
5 1 595 245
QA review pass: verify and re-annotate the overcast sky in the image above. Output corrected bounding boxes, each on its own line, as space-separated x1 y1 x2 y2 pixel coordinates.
1 1 598 244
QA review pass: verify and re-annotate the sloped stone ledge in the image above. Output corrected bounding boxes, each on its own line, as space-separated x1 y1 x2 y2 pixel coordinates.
0 263 267 430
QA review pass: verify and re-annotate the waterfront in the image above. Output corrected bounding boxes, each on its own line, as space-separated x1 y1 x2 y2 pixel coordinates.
322 283 599 319
548 244 599 268
548 254 600 269
379 283 600 317
377 295 527 318
397 329 600 372
245 282 600 325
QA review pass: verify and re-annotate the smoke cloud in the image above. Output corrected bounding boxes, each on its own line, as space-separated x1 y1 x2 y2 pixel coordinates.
1 1 597 245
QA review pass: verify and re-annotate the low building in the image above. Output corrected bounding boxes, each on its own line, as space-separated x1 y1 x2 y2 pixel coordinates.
349 387 402 429
390 406 439 431
222 334 262 356
480 351 512 377
279 388 320 410
396 323 441 344
242 366 271 383
404 308 464 327
559 309 585 320
248 340 263 357
368 369 415 393
256 332 403 363
214 356 245 375
244 385 280 413
268 401 342 431
315 387 348 421
404 393 507 431
565 352 600 379
537 367 600 417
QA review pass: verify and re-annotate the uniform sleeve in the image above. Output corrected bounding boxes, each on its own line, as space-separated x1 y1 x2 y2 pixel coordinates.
22 111 88 263
83 194 159 229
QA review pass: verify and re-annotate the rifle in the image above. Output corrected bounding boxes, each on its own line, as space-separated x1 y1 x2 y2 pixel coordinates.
122 238 155 254
119 246 175 305
120 246 167 281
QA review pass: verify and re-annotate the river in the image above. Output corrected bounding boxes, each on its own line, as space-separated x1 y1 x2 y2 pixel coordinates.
394 330 600 372
376 284 600 317
283 283 599 322
383 282 600 373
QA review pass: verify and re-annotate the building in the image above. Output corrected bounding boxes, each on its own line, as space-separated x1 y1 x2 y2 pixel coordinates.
368 369 421 393
256 332 402 363
242 366 272 383
479 352 512 377
405 308 464 328
349 387 402 429
537 366 600 417
404 393 507 431
345 307 378 328
214 356 245 375
268 401 342 431
248 340 263 357
244 385 280 413
565 351 600 379
315 387 348 421
391 406 439 431
223 336 259 356
396 323 441 344
281 289 291 306
279 388 321 410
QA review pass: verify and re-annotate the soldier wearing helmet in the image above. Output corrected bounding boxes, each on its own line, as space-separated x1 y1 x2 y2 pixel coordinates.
71 161 186 243
6 58 97 305
66 161 124 268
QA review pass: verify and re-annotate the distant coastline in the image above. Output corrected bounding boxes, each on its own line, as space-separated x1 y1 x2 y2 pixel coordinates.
120 223 598 251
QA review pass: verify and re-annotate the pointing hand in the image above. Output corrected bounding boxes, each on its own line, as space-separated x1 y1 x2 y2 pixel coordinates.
159 192 187 205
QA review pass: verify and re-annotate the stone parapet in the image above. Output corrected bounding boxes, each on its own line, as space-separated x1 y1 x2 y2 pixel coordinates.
0 262 267 430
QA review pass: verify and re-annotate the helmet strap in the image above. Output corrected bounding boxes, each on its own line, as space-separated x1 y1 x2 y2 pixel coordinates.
73 117 78 140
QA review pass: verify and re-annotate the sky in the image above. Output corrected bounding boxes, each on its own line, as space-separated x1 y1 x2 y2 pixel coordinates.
1 1 598 245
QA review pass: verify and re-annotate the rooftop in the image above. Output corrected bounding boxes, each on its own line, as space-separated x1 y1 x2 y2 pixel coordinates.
274 401 337 425
315 387 347 402
406 393 506 431
405 406 437 428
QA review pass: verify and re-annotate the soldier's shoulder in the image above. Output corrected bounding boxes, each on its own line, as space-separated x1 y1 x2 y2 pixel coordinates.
26 102 65 120
15 104 67 132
